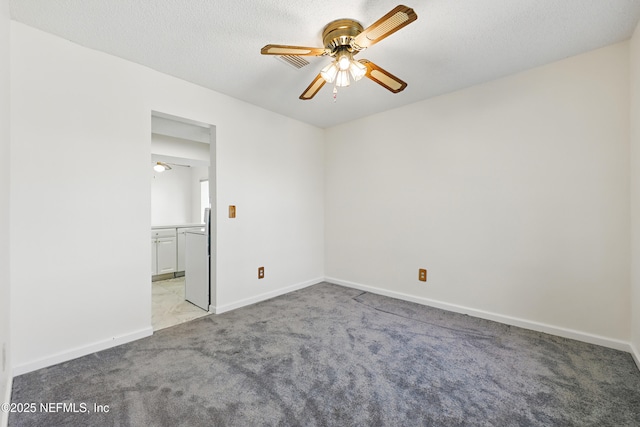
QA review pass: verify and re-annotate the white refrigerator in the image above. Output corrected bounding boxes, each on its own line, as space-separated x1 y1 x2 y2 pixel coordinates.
185 208 210 311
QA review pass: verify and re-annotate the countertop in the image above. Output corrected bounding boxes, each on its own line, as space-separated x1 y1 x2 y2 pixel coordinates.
152 223 204 230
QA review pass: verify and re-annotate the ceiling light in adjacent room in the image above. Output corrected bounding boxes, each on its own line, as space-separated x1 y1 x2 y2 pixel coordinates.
153 162 172 172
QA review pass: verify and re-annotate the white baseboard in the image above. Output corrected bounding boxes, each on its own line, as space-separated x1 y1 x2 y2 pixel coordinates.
327 277 633 353
12 327 153 377
213 277 324 314
1 374 12 427
631 343 640 371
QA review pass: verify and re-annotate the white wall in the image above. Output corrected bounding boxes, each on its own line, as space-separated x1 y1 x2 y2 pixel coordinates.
10 22 324 374
325 42 631 344
631 23 640 364
214 100 325 312
151 164 193 226
0 0 10 420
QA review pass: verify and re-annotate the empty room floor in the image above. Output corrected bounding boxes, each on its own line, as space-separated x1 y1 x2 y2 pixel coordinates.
10 282 640 426
152 276 208 330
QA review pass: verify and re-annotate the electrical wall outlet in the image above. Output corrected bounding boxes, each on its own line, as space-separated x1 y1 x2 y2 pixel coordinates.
419 268 427 282
258 266 265 279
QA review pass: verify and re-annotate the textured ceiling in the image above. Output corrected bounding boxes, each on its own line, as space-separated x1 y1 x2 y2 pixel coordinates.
10 0 640 128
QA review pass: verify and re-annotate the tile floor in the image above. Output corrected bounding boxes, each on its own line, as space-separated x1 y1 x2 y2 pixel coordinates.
152 276 209 331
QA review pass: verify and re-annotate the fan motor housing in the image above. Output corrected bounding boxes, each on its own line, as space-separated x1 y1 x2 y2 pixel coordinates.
322 19 363 53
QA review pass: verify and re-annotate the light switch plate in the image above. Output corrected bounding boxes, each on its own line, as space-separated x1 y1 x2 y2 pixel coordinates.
229 205 236 218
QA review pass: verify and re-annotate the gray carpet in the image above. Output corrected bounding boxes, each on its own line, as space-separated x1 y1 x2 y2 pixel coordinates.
9 282 640 426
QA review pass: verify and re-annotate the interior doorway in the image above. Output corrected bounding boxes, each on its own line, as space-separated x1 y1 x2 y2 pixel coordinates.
150 111 216 331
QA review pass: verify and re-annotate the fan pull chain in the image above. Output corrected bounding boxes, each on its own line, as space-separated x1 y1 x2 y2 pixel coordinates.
333 86 338 103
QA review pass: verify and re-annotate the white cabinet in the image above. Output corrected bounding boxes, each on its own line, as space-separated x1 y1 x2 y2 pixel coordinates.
157 237 177 274
151 228 177 276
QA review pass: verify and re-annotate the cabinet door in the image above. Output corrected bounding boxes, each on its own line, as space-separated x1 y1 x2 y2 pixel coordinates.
151 239 158 275
157 236 177 274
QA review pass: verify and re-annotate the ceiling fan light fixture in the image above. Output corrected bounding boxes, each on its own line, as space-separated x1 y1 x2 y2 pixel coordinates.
320 61 339 83
322 49 365 87
349 60 367 81
153 161 172 172
262 5 417 100
335 69 351 87
337 51 351 70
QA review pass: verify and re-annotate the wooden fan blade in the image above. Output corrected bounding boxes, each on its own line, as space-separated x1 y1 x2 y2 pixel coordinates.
261 44 328 56
353 5 418 50
299 74 326 100
359 60 407 93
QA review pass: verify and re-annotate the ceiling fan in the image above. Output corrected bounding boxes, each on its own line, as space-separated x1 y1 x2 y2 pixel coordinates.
261 5 418 100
